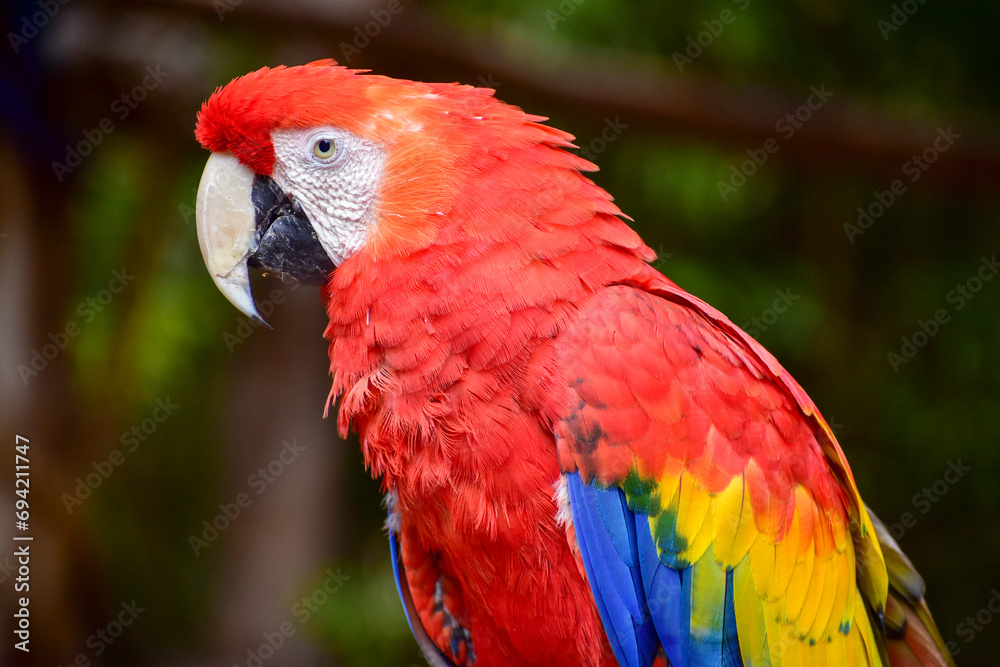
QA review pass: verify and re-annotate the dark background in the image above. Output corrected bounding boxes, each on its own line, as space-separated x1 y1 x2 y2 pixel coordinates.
1 0 997 665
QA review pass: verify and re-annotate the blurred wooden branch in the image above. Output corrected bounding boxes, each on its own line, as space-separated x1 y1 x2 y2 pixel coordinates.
387 15 1000 181
37 0 997 189
94 0 997 188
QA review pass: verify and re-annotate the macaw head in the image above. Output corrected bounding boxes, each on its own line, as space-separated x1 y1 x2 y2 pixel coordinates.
195 60 629 326
195 60 448 322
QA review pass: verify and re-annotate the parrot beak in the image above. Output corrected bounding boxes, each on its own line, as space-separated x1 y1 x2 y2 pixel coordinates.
196 152 264 325
196 152 335 327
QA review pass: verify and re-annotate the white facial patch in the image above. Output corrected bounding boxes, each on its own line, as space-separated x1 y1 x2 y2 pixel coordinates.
269 126 386 266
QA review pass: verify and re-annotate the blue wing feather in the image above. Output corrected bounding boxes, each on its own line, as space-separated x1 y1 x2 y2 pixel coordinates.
388 520 418 636
566 472 745 667
567 472 659 667
387 501 460 667
722 571 743 667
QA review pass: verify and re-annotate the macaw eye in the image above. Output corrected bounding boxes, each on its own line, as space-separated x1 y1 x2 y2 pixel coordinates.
313 138 337 160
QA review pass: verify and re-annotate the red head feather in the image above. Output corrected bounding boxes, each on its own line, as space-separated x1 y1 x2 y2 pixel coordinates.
197 60 434 174
196 60 567 258
194 60 637 263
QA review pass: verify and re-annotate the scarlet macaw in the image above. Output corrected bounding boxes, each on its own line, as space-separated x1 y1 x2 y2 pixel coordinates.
193 61 953 667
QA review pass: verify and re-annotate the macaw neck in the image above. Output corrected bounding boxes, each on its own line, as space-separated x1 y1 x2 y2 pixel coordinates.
319 151 659 491
323 254 663 494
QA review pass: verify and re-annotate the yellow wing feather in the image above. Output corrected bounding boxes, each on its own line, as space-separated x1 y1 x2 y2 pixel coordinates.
653 469 888 666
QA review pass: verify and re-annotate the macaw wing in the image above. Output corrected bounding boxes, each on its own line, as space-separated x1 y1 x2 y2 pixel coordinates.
550 281 889 667
387 493 469 667
867 508 955 667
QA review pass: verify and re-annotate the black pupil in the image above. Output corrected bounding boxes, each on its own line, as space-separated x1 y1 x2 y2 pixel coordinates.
318 140 332 154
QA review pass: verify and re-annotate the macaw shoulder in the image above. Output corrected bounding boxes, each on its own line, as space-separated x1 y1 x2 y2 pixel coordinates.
541 280 891 665
541 276 886 592
543 280 824 489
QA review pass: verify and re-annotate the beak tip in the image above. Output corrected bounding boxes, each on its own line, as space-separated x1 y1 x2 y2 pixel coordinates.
220 272 270 329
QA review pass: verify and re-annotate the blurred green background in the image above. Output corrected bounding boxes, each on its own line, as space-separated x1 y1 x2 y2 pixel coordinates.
1 0 997 665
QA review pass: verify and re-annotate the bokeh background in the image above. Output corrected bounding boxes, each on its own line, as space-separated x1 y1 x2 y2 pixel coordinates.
1 0 998 665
